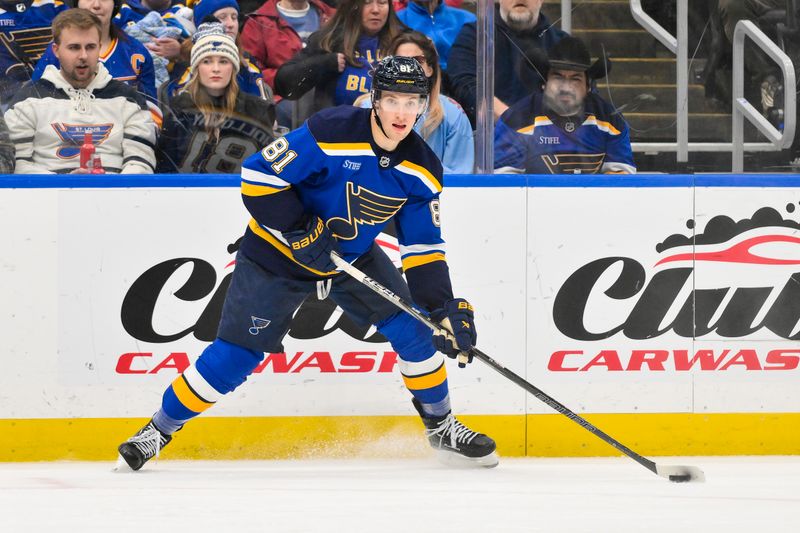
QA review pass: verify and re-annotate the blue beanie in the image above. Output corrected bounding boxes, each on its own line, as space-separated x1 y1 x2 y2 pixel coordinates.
194 0 239 27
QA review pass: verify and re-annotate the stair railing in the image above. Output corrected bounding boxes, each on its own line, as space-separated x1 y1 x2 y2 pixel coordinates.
732 20 796 172
629 0 795 170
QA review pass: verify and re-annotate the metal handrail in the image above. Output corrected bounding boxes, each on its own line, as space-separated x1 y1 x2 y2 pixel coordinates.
630 0 688 161
732 20 796 172
561 0 572 34
628 0 795 168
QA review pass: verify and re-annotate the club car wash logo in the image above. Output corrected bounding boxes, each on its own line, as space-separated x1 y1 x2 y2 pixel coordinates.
116 235 401 375
550 205 800 373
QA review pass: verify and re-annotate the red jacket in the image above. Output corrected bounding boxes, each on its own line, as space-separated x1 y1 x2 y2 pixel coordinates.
241 0 335 92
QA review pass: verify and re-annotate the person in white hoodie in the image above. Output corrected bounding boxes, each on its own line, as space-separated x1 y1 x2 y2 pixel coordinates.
4 8 156 174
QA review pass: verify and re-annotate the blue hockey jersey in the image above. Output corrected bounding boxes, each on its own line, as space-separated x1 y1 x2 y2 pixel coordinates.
239 105 453 311
494 91 636 174
0 0 68 104
32 34 157 101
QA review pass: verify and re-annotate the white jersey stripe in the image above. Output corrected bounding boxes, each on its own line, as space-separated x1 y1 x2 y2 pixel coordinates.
400 243 446 256
241 167 290 188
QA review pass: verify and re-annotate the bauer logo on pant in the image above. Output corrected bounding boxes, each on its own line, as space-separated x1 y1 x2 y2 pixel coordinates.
249 316 271 335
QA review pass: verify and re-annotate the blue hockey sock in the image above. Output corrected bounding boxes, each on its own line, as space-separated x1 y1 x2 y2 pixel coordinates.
154 338 263 434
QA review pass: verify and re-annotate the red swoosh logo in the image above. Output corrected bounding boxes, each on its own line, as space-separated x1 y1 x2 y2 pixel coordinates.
655 234 800 266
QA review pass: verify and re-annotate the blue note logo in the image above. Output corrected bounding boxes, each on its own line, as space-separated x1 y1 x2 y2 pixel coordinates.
52 123 114 159
249 316 271 335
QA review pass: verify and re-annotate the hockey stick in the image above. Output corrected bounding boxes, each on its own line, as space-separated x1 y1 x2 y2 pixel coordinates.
331 252 705 483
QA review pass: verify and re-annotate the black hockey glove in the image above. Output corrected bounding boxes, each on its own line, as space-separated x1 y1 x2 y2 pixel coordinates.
282 216 340 273
431 298 477 367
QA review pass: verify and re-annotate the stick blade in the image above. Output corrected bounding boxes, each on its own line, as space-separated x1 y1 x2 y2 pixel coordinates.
655 464 705 483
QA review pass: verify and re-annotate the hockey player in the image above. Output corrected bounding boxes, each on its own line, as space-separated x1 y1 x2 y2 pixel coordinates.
493 36 636 175
118 55 498 471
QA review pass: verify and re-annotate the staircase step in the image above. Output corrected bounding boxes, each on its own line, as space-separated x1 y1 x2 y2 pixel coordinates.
608 58 679 84
572 29 660 57
625 113 732 142
543 0 641 30
597 83 709 113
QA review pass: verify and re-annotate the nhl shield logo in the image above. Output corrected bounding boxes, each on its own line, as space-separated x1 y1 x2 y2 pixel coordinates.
16 3 27 12
379 156 390 168
565 121 576 133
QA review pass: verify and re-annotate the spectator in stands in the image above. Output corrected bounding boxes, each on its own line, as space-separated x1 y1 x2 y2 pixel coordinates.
274 0 405 113
356 31 473 173
0 114 13 173
0 0 69 108
157 23 275 172
396 0 474 72
494 36 635 174
33 0 158 102
718 0 785 125
393 0 462 9
4 9 156 174
164 0 269 103
241 0 335 126
447 0 566 127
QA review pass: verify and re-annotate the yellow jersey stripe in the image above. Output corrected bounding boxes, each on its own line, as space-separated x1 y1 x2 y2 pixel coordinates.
317 142 375 156
247 219 337 276
402 252 445 270
402 363 447 390
397 160 442 193
241 181 289 197
171 375 214 413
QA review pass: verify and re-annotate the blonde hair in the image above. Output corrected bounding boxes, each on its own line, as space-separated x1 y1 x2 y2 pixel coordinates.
183 65 240 144
386 32 443 140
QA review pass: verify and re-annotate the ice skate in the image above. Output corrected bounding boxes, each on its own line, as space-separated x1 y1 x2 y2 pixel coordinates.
116 420 172 471
413 399 499 468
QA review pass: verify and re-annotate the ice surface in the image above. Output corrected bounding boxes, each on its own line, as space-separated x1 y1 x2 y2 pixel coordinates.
1 456 798 532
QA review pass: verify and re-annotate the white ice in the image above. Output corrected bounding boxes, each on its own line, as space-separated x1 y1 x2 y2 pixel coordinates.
1 456 798 532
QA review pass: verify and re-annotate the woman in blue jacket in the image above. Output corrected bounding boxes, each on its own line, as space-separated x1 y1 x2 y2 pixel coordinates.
357 31 474 174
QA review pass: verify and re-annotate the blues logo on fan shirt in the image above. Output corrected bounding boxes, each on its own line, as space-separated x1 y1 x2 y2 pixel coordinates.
333 35 379 106
52 123 114 159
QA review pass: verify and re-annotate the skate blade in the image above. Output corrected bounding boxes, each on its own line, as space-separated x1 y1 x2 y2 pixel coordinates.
435 449 499 469
112 454 135 472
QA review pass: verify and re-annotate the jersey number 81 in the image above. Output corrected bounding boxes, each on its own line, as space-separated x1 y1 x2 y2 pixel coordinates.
261 137 297 173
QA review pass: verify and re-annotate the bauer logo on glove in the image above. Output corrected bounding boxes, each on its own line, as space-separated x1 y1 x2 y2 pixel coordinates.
431 298 477 366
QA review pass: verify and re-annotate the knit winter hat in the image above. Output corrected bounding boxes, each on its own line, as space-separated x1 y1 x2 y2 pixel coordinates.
191 23 240 73
193 0 239 26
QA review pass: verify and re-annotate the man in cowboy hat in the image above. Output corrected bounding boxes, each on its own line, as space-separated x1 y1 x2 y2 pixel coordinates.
493 36 636 175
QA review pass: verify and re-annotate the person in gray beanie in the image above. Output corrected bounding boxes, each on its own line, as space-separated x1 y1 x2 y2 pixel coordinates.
156 22 275 174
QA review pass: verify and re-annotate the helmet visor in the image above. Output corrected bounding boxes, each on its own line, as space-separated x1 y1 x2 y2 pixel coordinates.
376 93 428 115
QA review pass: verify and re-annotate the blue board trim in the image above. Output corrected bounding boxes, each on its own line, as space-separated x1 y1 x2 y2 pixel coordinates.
2 173 800 189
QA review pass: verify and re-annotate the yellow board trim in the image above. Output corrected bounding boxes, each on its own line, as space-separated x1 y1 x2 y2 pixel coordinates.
401 252 446 270
401 363 447 390
0 413 798 462
171 376 214 414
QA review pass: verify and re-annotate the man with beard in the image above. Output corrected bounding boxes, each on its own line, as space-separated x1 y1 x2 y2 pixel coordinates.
446 0 566 126
493 36 635 174
4 8 156 173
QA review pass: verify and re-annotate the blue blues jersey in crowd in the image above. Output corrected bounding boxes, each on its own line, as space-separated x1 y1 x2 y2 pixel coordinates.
32 34 157 100
239 105 453 312
0 0 67 104
333 35 378 106
494 91 636 174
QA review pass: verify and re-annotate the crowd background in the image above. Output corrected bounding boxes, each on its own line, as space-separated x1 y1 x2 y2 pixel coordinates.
1 0 799 175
